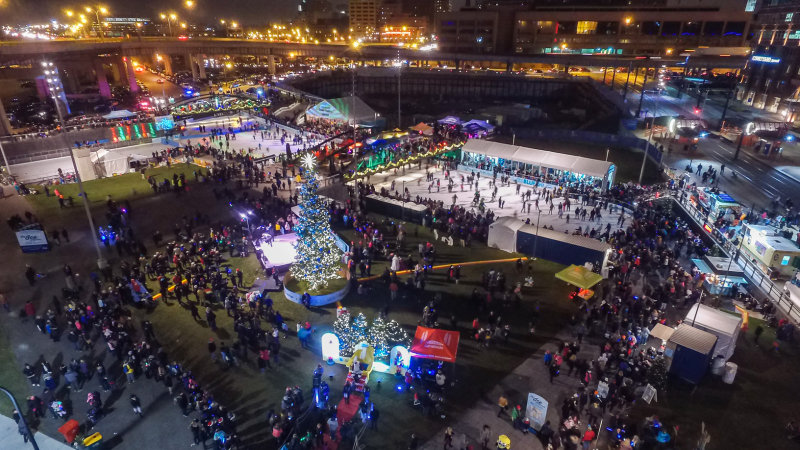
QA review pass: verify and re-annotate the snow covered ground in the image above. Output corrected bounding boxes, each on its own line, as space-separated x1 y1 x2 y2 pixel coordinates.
351 165 631 236
10 115 325 182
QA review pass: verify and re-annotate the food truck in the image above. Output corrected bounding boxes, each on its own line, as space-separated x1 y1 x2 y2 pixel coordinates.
691 255 748 296
692 188 743 222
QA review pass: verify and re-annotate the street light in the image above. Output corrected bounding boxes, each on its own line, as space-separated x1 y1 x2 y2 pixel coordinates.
0 387 38 450
185 0 194 8
85 6 109 40
41 61 107 270
160 12 177 36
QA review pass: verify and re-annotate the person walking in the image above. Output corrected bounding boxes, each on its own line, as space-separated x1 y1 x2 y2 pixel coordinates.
479 425 491 450
444 427 454 449
754 325 764 344
130 394 143 417
206 307 217 330
581 425 595 450
123 361 135 384
189 418 203 446
496 394 508 417
208 338 217 361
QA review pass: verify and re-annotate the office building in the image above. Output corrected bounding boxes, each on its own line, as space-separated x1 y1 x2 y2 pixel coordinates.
350 0 379 37
738 0 800 116
435 0 752 55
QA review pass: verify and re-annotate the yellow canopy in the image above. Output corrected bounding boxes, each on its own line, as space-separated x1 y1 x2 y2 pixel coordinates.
555 265 603 290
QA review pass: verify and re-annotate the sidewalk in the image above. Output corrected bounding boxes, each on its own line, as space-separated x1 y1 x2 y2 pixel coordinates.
0 414 71 449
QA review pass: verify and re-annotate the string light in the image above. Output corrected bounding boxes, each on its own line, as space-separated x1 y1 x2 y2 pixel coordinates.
291 160 343 290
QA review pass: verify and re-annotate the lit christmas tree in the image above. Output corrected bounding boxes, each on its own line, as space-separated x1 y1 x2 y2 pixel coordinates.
292 154 343 290
333 310 354 357
385 319 411 348
352 312 369 345
368 315 390 359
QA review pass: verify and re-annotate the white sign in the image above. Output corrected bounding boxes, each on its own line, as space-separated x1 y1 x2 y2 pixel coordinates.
642 384 658 404
16 229 49 253
751 55 781 64
597 381 609 399
525 392 548 431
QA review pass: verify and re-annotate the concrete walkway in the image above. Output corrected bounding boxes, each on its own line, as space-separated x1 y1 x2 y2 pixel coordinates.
0 413 72 449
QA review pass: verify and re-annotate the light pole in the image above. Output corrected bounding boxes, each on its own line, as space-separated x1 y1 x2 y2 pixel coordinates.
0 387 38 450
532 209 542 262
85 6 108 41
42 61 107 269
160 13 177 37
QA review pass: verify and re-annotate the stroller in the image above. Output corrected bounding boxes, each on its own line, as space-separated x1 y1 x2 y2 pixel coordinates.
50 400 67 419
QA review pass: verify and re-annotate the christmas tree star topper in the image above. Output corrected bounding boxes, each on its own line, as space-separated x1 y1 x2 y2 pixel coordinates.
301 153 316 170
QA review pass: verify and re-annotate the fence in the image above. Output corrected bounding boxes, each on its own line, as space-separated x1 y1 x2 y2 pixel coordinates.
669 191 800 323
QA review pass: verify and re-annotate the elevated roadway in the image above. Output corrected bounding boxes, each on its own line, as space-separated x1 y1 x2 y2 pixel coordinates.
0 37 746 69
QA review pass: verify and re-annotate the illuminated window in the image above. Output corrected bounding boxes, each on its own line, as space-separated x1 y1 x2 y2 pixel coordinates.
577 21 597 35
787 13 794 22
782 255 792 265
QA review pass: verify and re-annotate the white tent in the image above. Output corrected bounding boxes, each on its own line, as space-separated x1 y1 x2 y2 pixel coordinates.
102 109 136 120
685 304 742 361
90 149 148 178
461 139 614 180
487 216 525 253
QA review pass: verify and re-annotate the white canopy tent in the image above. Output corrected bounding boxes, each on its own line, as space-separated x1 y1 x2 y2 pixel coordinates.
685 304 742 361
90 148 148 178
102 110 136 120
487 216 525 253
461 139 615 180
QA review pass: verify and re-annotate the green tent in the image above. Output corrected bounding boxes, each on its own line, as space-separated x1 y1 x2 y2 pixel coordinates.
555 265 603 290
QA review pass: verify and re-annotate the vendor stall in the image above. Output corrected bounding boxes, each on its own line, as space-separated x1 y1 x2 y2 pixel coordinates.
459 139 616 192
690 255 747 296
685 304 742 362
741 224 800 279
691 188 742 222
555 264 604 300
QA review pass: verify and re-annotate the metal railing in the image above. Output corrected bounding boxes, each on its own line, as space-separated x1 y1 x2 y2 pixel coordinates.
669 190 800 323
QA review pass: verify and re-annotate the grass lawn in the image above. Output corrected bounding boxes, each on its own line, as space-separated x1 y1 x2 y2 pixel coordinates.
492 135 665 185
630 317 800 450
0 327 30 416
25 164 199 217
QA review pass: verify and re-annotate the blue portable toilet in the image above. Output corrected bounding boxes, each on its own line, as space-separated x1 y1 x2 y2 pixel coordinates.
666 324 717 384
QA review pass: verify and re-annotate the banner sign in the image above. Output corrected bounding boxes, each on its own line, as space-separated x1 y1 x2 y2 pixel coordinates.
16 229 49 253
525 393 549 431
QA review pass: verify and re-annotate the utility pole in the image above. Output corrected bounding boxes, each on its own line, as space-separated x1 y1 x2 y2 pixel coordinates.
622 61 633 97
42 61 107 270
636 66 650 117
1 387 40 450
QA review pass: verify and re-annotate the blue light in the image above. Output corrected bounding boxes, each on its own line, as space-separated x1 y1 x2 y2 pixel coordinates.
396 384 404 392
785 134 794 142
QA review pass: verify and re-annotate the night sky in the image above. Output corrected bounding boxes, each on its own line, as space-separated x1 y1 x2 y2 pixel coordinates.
2 0 301 25
2 0 471 26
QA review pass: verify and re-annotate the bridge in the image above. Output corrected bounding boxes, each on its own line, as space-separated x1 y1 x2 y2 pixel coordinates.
0 37 746 69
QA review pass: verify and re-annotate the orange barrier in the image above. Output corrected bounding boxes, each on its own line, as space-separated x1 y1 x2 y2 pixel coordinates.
355 257 529 283
734 305 749 331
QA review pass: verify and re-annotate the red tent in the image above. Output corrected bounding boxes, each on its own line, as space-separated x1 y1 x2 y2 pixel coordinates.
410 326 460 363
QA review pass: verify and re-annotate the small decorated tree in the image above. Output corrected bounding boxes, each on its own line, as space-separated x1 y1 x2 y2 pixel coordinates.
385 319 411 348
368 315 390 359
333 310 354 357
351 312 369 346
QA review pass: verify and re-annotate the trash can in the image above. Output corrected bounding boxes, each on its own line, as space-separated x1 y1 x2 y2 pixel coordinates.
83 432 103 449
710 355 726 376
722 362 738 384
